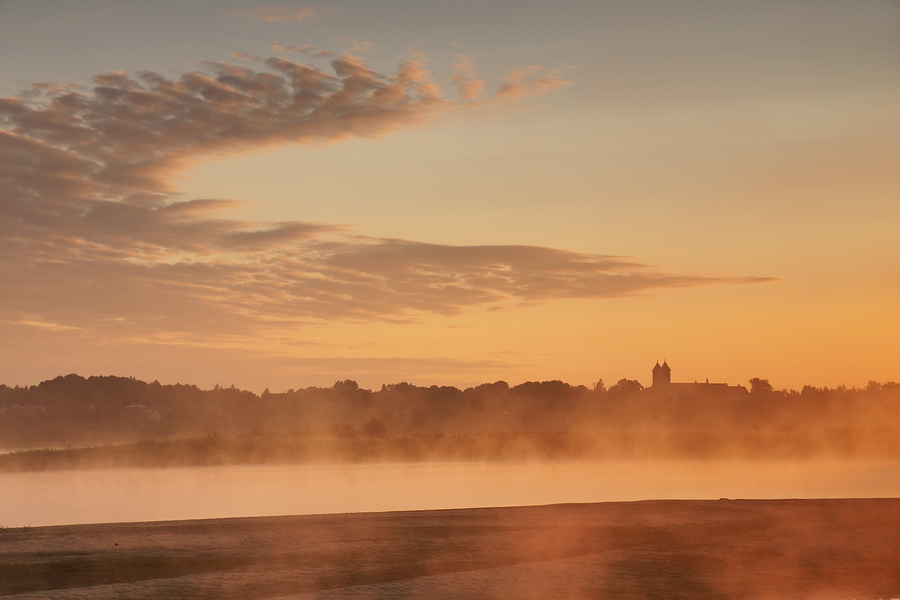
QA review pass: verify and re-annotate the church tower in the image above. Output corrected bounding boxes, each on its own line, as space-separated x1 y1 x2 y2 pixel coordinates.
652 361 671 388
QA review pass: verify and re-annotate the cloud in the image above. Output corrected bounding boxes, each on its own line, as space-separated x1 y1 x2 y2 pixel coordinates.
227 6 317 23
494 66 572 101
451 54 486 100
8 318 80 332
271 42 314 54
0 51 775 346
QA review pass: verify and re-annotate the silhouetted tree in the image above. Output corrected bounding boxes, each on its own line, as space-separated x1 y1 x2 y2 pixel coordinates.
607 378 643 397
512 380 574 398
749 378 774 396
801 385 824 398
332 380 359 393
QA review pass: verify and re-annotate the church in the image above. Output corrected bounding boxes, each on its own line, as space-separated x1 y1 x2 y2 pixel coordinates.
650 361 749 399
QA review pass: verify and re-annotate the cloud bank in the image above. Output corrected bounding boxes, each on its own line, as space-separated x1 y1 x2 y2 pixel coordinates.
0 51 771 342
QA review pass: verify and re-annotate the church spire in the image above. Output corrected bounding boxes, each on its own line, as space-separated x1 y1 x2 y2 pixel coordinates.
652 360 671 387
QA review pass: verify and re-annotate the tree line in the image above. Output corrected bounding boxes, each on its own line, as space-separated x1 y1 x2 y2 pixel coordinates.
1 374 899 456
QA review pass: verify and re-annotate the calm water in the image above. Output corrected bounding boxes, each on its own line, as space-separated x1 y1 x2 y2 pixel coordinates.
2 460 899 527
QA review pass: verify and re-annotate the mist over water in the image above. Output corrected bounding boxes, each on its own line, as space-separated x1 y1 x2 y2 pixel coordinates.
5 375 900 531
4 459 899 528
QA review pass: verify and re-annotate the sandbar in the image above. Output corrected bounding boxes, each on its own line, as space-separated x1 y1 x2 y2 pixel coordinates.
2 499 899 599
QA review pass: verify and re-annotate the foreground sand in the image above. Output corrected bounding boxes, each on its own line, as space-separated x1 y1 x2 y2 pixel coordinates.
1 499 899 599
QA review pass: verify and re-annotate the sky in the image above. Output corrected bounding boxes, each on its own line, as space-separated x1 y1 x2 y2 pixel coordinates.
1 1 898 393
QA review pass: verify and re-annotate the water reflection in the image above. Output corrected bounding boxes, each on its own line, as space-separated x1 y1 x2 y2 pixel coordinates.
2 460 899 527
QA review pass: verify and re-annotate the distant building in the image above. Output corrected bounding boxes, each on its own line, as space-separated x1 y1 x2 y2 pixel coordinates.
650 361 749 399
652 361 671 388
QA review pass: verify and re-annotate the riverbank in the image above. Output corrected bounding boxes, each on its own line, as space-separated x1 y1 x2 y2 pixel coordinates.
5 429 900 473
2 499 898 599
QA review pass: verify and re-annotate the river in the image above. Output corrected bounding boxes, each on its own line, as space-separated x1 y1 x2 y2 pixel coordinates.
3 460 899 527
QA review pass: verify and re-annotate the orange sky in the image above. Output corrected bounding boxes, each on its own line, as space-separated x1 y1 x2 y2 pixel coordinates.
0 1 897 392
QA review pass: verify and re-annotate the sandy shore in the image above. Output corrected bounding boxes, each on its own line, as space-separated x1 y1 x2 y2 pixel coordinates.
1 499 899 599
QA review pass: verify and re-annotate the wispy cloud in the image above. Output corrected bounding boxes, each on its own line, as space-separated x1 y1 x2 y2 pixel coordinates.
271 42 314 54
227 6 317 23
450 54 485 100
0 51 774 345
494 66 572 101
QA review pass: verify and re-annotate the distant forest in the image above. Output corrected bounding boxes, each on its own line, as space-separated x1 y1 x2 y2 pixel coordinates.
2 374 899 467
